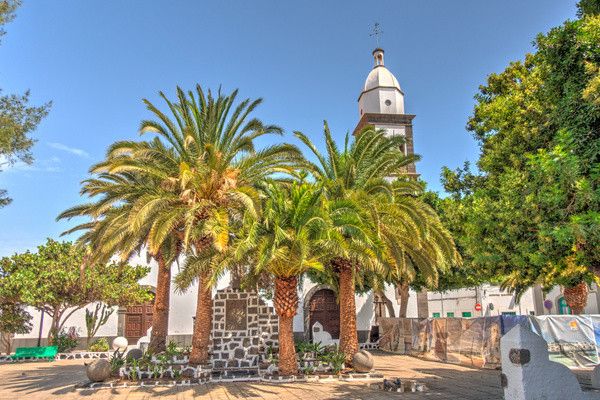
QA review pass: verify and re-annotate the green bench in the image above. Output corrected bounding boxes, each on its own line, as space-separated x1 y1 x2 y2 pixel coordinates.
11 346 58 361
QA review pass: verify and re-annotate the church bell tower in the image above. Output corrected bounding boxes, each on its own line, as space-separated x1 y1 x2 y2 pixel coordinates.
353 48 418 177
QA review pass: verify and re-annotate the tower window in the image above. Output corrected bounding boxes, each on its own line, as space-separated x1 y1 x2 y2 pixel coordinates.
385 100 392 106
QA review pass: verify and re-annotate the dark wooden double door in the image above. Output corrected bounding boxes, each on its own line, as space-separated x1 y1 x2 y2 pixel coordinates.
125 301 153 343
309 289 340 339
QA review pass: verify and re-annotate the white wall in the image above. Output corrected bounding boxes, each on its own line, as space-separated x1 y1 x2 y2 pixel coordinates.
427 285 537 318
359 87 404 115
17 304 120 340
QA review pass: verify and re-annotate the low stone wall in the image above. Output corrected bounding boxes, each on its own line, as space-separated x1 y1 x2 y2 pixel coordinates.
0 351 112 362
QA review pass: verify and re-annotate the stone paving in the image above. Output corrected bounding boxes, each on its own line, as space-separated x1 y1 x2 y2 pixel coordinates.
0 351 507 399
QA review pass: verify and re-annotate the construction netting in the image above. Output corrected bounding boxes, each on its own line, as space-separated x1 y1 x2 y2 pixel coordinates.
378 315 600 369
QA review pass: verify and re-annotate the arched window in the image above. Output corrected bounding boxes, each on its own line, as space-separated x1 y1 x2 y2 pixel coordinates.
558 297 572 315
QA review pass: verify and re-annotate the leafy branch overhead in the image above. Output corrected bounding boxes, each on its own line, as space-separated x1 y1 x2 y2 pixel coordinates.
0 0 51 208
439 1 600 299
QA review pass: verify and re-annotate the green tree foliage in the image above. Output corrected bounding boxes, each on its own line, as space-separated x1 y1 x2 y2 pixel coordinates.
0 0 19 42
0 239 151 338
0 0 51 208
231 180 328 279
0 303 31 335
0 302 31 353
441 0 600 295
419 188 497 292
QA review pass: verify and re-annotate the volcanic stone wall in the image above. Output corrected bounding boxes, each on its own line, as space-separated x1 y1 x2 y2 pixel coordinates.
211 289 279 369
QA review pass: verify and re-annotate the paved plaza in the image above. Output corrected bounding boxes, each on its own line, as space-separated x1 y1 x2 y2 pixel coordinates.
0 352 507 400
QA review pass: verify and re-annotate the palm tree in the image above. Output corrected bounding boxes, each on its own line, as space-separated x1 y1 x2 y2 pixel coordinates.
294 123 412 362
58 142 183 353
369 181 461 313
230 181 328 375
136 86 301 364
563 282 589 314
60 85 301 361
295 122 458 362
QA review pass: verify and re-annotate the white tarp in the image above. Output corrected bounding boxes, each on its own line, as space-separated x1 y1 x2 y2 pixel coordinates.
379 314 600 369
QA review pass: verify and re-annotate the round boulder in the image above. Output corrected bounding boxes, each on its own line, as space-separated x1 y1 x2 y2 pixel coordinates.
352 350 374 373
126 348 143 361
112 336 128 351
85 358 111 382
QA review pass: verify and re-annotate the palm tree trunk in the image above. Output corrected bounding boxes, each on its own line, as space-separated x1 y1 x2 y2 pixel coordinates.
563 282 589 314
149 252 170 353
398 283 409 318
190 270 213 365
274 276 299 376
334 257 358 365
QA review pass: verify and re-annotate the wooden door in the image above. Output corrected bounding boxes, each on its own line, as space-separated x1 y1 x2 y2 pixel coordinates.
125 300 154 343
309 289 340 339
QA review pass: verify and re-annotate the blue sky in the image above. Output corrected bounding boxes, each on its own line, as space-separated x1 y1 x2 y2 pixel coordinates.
0 1 578 256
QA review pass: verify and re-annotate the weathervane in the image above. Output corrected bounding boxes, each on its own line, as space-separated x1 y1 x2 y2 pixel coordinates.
370 22 383 47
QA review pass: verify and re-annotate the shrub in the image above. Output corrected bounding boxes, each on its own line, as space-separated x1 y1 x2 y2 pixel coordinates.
50 327 79 353
110 351 125 375
295 340 325 359
165 340 182 358
88 337 109 352
318 347 346 374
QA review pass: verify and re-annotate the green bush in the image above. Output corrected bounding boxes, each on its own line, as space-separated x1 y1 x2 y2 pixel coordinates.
318 347 346 374
110 352 125 374
165 340 182 358
88 337 109 352
295 340 325 358
50 328 79 353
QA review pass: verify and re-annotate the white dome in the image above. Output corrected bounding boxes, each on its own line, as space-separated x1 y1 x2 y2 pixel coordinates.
358 49 405 116
362 65 401 93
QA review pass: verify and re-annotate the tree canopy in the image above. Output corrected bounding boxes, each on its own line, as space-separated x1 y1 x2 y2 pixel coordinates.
0 239 151 337
440 0 600 295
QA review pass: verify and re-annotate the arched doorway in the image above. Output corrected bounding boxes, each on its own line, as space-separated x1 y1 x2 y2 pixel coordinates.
308 288 340 340
124 295 155 344
558 297 572 315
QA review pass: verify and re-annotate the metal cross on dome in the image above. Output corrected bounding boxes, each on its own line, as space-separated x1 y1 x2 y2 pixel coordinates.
370 22 383 47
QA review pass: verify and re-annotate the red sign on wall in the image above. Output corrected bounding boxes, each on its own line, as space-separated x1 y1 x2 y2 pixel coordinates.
475 303 482 311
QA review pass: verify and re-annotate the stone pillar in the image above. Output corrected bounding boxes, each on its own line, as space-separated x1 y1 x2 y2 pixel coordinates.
416 289 429 319
500 324 587 400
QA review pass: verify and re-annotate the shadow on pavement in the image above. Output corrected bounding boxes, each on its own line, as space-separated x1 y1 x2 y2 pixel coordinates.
2 362 86 396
